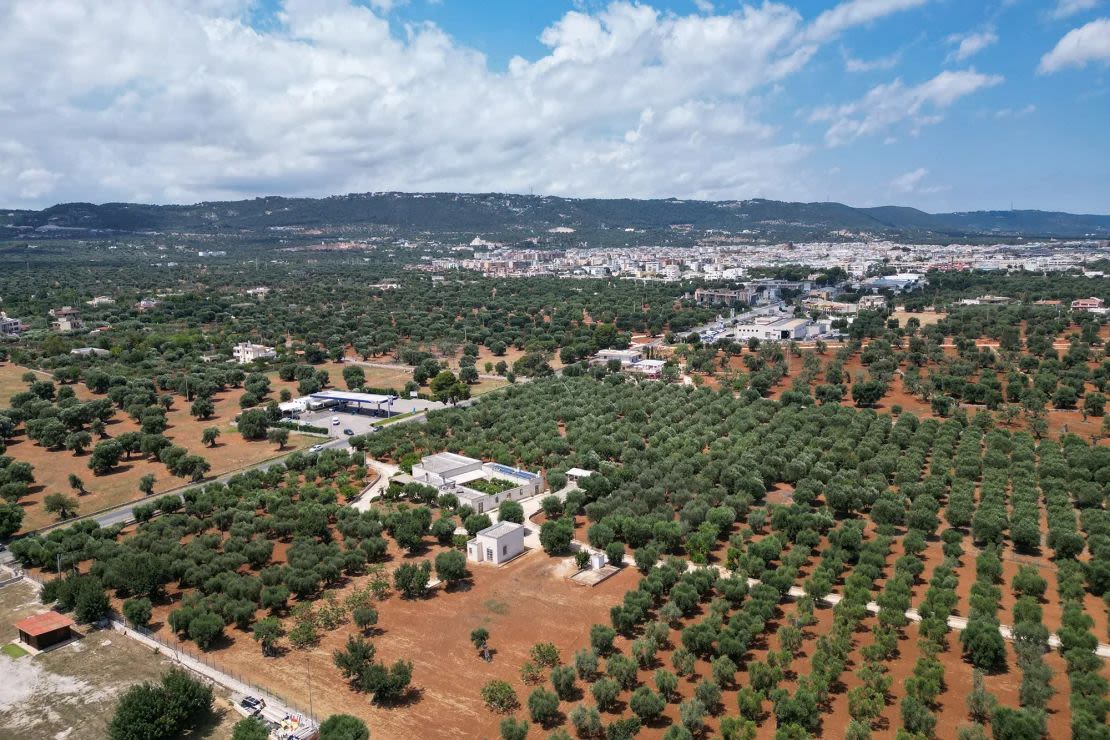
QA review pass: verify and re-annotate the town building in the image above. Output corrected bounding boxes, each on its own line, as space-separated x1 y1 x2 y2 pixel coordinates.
857 294 888 310
0 312 24 337
232 342 277 364
15 612 76 651
466 521 525 565
134 298 160 312
1071 297 1106 312
693 287 757 307
410 452 544 515
49 307 84 333
86 296 115 307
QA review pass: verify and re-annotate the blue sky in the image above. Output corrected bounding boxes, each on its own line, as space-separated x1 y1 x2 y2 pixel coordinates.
0 0 1107 214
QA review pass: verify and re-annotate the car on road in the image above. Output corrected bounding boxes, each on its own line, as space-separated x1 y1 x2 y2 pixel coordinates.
343 428 354 436
309 444 325 453
331 416 340 425
239 696 266 716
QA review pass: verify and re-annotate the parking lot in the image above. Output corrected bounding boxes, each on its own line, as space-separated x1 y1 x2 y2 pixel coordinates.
296 398 446 439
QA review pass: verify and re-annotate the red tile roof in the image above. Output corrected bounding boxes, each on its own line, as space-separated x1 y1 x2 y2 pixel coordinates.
14 611 75 637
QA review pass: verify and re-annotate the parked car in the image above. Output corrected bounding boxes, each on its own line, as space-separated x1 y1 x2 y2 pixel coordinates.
343 428 354 436
239 696 265 715
331 416 340 425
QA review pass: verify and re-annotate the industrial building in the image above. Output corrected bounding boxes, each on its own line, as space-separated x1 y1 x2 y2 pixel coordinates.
733 316 813 341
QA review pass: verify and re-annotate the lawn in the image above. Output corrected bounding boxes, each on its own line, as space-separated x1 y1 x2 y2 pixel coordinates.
0 644 27 659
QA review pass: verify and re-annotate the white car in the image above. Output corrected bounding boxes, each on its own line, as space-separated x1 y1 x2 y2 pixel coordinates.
331 416 340 425
309 444 325 453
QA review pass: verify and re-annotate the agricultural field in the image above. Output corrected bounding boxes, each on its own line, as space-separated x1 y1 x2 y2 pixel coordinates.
0 361 313 533
0 580 238 740
12 375 1110 739
681 306 1110 445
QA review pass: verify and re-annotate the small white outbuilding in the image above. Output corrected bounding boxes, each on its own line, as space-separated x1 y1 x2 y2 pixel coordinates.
467 521 525 565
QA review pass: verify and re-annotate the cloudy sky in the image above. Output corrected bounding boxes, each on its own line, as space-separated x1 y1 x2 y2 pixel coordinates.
1 0 1107 213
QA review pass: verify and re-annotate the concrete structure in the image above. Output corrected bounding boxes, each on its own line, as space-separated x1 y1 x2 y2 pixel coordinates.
593 349 643 366
15 611 75 651
308 390 395 416
859 273 925 293
565 468 594 487
49 306 84 333
694 287 757 307
857 294 888 310
1071 297 1106 312
628 359 666 377
0 312 24 338
86 296 115 307
134 298 160 312
412 452 544 515
734 316 812 341
467 521 525 564
70 347 110 357
232 342 277 364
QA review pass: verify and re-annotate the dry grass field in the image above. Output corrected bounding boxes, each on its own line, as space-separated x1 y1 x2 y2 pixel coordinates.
0 580 238 740
0 362 313 532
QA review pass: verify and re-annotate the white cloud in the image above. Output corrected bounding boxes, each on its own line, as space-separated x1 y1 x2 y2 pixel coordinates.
1050 0 1099 20
890 167 946 194
1039 18 1110 73
0 0 941 208
946 28 998 62
811 69 1003 145
843 48 902 72
805 0 928 42
994 103 1036 118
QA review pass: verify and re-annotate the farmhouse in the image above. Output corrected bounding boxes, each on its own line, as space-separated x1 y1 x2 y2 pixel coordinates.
1071 297 1106 313
14 611 76 651
232 342 277 364
592 349 643 366
411 452 544 514
565 467 594 487
49 306 84 333
467 521 525 565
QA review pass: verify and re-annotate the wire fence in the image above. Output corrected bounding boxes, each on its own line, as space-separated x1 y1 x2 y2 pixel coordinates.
18 568 320 727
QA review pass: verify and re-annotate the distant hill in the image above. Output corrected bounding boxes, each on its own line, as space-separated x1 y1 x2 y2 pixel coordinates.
2 192 1108 242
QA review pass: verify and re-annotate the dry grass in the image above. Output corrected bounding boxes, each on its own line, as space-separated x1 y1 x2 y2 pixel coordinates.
0 363 313 532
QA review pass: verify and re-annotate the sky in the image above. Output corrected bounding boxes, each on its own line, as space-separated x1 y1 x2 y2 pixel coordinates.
0 0 1108 214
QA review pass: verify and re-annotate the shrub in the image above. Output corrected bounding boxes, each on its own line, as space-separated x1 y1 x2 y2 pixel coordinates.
318 714 369 740
482 680 520 713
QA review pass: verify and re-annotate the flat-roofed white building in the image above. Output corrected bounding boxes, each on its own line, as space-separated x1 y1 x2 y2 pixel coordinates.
412 452 544 515
232 342 277 364
593 349 643 366
467 521 525 565
734 316 812 341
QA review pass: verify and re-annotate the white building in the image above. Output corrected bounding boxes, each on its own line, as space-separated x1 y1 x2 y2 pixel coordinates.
734 316 812 341
857 295 888 310
232 342 277 364
565 468 594 487
467 521 525 565
49 307 84 333
593 349 643 366
411 452 544 515
0 313 23 337
86 296 115 307
1071 297 1106 313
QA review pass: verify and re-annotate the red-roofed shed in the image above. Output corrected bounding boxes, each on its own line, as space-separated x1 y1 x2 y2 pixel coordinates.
14 612 75 650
